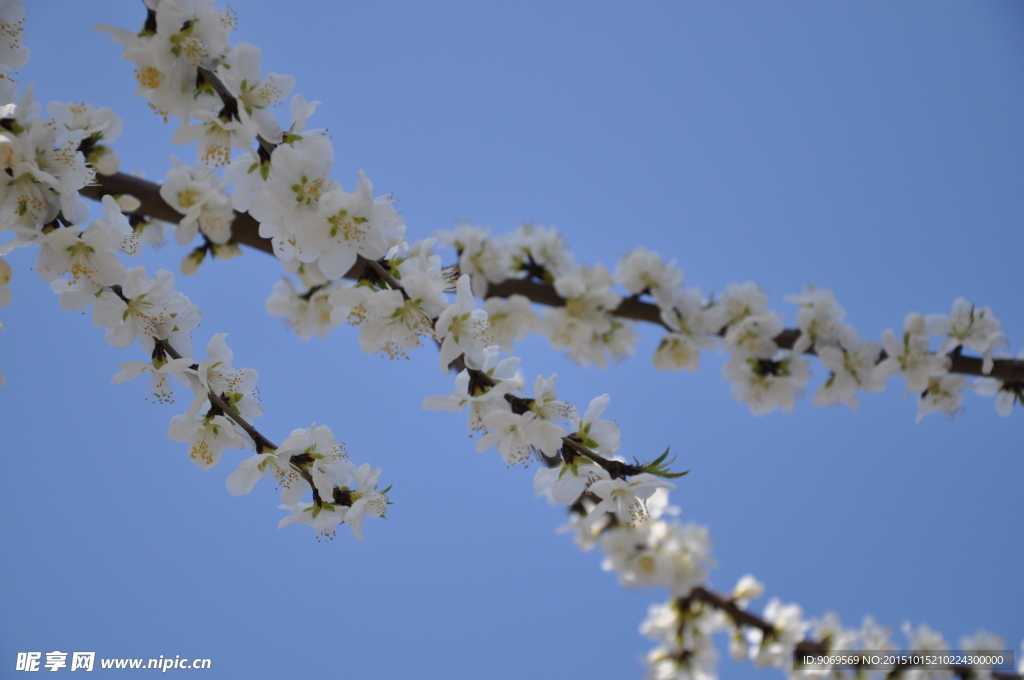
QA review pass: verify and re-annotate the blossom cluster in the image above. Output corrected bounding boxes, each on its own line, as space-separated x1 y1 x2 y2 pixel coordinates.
640 576 1013 680
227 423 389 542
98 0 293 158
0 6 387 541
0 6 126 367
260 208 1019 423
432 223 1018 421
0 80 129 376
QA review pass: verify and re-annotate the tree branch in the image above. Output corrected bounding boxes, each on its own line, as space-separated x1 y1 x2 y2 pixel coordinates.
78 172 1024 384
678 587 1021 680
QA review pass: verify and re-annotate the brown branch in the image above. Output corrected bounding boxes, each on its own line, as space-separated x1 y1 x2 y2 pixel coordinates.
80 173 270 254
561 435 643 479
362 256 403 292
679 587 1021 680
196 65 278 159
78 172 1024 384
684 586 774 635
155 337 326 486
153 338 277 453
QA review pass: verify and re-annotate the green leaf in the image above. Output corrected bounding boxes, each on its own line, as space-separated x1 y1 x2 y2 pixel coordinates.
638 446 690 480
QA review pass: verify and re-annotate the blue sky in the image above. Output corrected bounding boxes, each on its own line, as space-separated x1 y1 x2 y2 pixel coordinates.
1 1 1021 678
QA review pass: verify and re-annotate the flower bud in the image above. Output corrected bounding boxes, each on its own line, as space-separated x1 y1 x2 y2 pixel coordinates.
181 248 205 276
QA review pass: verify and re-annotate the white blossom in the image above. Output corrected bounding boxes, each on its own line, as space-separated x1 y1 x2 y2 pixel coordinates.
475 409 565 465
94 266 200 356
282 94 328 146
0 88 92 228
265 278 336 340
723 312 783 359
569 393 621 455
720 281 768 325
192 333 261 421
167 413 249 469
294 171 403 279
276 500 345 542
436 221 514 297
901 622 951 680
482 294 538 353
35 221 126 293
814 324 885 410
250 137 337 259
785 286 845 356
159 157 234 245
601 520 712 595
731 574 764 606
724 351 810 415
434 274 491 372
422 347 522 434
511 222 574 278
655 288 728 373
544 264 632 367
333 462 388 541
746 599 809 668
533 458 609 505
228 447 305 502
875 313 950 396
48 101 123 175
111 356 194 405
916 374 967 423
587 473 676 529
274 423 349 503
216 42 294 142
528 373 575 422
616 246 683 310
926 298 1006 374
959 630 1005 680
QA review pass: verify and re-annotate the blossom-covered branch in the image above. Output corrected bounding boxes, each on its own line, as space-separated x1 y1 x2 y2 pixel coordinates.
77 170 1024 407
644 584 1021 680
0 51 387 541
0 2 1012 678
83 2 1024 424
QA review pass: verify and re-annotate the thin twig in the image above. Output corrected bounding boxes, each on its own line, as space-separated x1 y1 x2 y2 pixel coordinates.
154 338 277 453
